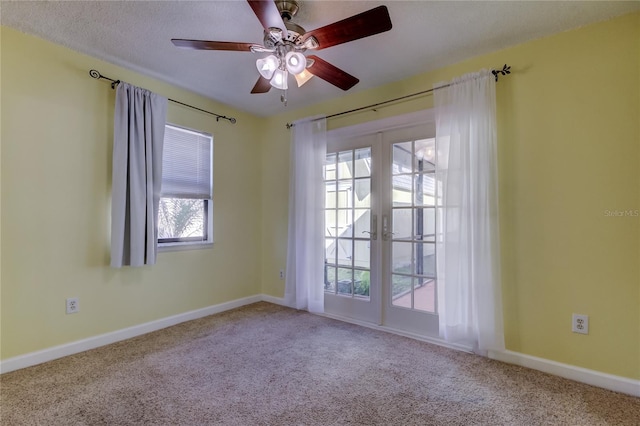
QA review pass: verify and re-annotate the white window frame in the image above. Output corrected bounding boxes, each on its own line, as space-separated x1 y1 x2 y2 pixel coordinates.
158 123 214 252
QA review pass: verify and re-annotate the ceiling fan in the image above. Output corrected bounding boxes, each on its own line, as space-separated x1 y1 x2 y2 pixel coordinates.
171 0 392 104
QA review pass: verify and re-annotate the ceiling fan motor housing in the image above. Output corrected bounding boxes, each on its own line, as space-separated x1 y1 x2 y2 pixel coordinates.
263 23 306 48
275 0 299 21
264 0 306 51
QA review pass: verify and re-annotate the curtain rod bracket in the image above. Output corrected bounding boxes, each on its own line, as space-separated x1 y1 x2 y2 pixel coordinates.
89 69 237 125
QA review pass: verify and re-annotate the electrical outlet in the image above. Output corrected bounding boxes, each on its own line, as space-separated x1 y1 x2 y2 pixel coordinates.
279 270 285 280
66 297 79 314
572 313 588 334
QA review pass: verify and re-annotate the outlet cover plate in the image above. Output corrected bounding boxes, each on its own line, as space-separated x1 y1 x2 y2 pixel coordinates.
66 297 79 314
572 313 588 334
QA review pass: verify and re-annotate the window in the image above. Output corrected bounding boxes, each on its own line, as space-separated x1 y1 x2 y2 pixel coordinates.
158 124 213 249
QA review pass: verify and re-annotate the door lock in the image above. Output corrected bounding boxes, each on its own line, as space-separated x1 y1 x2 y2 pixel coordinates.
382 215 391 240
362 214 378 240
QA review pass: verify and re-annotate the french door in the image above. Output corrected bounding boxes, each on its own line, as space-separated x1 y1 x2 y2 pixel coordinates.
323 134 381 324
324 124 439 337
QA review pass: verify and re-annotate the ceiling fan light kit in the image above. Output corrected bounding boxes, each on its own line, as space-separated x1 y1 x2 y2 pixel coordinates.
285 51 306 75
172 0 393 106
294 67 314 88
256 55 279 79
271 68 289 90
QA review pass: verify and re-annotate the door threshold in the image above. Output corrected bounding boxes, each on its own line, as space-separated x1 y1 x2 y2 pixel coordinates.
316 311 473 354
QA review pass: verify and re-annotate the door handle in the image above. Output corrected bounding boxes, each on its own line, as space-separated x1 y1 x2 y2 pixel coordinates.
362 214 378 240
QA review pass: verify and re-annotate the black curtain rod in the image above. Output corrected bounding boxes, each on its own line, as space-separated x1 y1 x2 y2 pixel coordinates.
89 70 237 124
285 65 511 129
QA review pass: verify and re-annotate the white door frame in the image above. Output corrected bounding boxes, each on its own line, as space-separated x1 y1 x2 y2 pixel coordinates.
325 109 438 335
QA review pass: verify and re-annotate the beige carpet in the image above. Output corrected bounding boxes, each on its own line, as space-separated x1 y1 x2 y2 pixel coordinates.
1 302 638 425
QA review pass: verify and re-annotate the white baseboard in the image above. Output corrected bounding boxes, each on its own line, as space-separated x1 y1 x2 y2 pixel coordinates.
0 294 263 374
260 294 289 307
489 350 640 397
321 312 640 397
4 297 638 399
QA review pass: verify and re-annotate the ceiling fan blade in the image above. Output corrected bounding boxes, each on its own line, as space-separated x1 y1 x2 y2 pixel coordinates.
251 76 272 94
302 5 392 50
247 0 287 36
172 39 256 52
306 55 359 91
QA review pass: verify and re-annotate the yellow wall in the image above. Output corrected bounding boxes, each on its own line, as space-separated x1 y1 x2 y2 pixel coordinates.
0 23 4 355
2 12 639 381
1 27 264 359
260 12 640 379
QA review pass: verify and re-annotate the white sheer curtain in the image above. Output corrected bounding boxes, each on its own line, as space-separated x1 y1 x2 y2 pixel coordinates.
434 70 504 355
111 82 168 267
285 116 327 313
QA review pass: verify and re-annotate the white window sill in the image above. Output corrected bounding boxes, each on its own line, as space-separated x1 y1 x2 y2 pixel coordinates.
158 241 213 252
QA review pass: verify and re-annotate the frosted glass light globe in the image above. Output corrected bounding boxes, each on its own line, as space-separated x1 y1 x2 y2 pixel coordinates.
256 55 279 80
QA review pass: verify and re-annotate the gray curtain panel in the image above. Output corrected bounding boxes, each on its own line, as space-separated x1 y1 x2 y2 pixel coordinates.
110 82 168 267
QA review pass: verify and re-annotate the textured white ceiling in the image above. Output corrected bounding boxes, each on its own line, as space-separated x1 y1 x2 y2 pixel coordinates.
2 1 638 117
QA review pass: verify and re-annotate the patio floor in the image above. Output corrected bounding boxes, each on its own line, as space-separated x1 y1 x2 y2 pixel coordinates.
392 279 436 312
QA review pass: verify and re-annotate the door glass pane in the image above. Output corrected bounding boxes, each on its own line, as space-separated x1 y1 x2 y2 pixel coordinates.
391 274 412 307
414 243 435 277
325 265 336 292
354 269 370 297
414 278 436 312
392 142 412 174
337 267 353 295
354 240 370 269
325 210 336 237
415 208 435 241
414 138 435 172
392 208 412 240
337 182 351 208
392 242 412 274
325 238 336 264
337 239 352 266
324 153 337 180
415 173 436 206
325 182 336 208
336 209 352 238
353 209 371 237
392 175 412 207
354 148 371 178
337 151 353 180
354 178 371 208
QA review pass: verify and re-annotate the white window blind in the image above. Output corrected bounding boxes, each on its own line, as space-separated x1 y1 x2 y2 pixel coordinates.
161 125 212 199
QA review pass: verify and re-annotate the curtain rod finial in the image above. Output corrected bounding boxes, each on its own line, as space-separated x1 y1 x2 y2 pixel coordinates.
491 64 511 82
